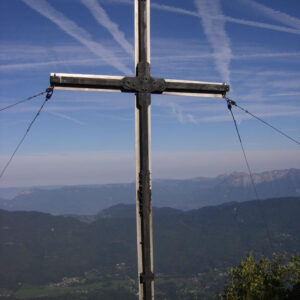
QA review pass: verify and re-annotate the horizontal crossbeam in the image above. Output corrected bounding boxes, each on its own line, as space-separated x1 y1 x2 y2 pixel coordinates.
163 79 229 97
50 73 229 97
50 73 124 93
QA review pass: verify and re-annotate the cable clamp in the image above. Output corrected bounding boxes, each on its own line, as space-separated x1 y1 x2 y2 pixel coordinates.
46 87 54 101
225 97 236 110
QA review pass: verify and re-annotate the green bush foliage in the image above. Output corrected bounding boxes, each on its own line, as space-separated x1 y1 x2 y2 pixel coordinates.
221 253 300 300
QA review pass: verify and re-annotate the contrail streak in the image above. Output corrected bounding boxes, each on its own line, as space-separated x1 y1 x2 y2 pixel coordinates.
240 0 300 30
224 16 300 35
81 0 134 56
47 111 85 125
21 0 132 75
194 0 232 83
151 2 300 35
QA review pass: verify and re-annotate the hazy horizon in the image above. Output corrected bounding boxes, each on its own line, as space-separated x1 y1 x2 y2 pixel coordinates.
1 165 299 191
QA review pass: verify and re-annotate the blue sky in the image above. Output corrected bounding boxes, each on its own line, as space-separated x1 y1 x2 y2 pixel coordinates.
0 0 299 188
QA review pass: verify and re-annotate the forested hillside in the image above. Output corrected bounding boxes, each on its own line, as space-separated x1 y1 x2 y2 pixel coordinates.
0 197 299 298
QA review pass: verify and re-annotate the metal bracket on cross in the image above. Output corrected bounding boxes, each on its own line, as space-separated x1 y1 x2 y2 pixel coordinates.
140 272 155 283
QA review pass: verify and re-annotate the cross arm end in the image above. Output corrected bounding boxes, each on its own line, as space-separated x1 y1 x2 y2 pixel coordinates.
163 79 230 97
49 73 125 92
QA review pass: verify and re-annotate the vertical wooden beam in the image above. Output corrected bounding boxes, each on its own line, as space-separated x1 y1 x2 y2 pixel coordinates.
135 0 154 299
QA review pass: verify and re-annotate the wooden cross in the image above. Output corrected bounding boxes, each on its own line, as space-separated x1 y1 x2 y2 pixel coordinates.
50 1 229 299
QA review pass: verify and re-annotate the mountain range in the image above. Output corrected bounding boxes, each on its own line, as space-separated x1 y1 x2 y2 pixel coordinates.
1 197 299 296
0 168 299 215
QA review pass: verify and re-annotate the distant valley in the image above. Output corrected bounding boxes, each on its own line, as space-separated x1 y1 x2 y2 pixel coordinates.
0 197 299 299
0 168 299 215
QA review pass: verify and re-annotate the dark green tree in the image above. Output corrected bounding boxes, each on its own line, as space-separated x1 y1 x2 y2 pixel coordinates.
221 253 300 300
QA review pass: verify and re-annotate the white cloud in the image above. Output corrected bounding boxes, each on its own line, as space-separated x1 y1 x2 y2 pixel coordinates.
150 2 300 35
152 3 198 17
95 112 132 122
46 111 85 125
21 0 132 75
167 102 197 124
0 59 103 72
256 71 300 77
176 106 300 124
271 92 300 97
152 93 300 125
267 79 300 89
0 42 132 73
194 0 232 83
99 0 132 5
1 47 299 73
80 0 134 56
240 0 300 30
233 52 300 60
3 104 102 114
223 15 300 35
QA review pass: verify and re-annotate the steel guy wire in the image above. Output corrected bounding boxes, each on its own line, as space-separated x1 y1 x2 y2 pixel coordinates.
226 98 275 254
0 88 53 180
0 88 52 112
225 97 300 146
